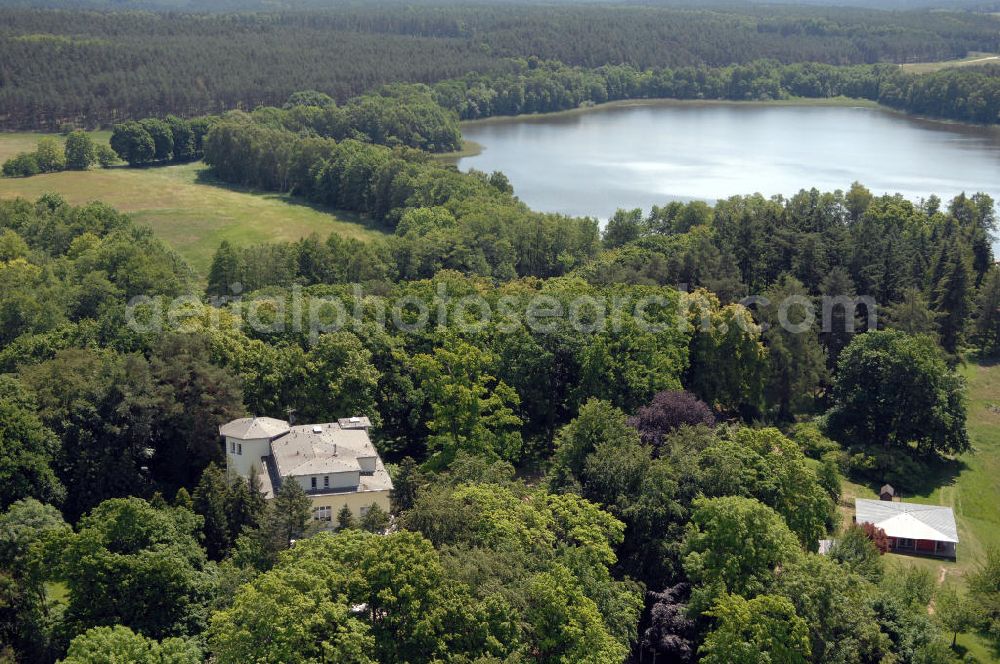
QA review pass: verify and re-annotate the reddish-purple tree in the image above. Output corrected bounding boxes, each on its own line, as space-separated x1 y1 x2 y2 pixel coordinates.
861 522 891 554
628 390 715 447
641 583 696 662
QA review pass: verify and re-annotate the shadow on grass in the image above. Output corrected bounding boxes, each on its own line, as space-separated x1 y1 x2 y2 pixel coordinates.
961 349 1000 369
850 452 967 499
192 167 386 233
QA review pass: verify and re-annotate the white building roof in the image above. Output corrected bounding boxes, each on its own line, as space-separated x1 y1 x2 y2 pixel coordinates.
338 416 372 430
271 423 384 480
219 416 290 440
855 498 958 543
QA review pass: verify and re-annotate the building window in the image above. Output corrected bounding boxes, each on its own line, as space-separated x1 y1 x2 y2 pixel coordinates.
311 477 317 490
229 441 234 453
313 506 332 521
324 475 330 489
237 443 242 455
360 505 369 517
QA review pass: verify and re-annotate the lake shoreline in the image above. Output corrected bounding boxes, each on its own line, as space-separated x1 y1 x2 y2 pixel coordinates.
454 100 1000 236
451 96 1000 160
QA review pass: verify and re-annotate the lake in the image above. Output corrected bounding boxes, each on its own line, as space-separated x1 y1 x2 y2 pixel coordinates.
458 101 1000 225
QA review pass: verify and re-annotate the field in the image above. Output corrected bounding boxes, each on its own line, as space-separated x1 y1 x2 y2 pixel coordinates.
839 357 1000 660
0 130 114 164
901 52 1000 74
0 132 383 275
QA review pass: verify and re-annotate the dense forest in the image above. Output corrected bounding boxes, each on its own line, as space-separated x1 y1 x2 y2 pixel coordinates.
0 4 999 128
3 1 1000 662
2 178 999 661
2 94 1000 658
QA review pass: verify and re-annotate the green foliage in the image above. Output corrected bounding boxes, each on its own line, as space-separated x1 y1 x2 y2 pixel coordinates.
139 118 174 161
212 530 504 663
830 330 968 457
302 331 380 424
336 504 356 530
775 554 890 663
192 463 232 561
885 288 940 339
934 584 984 648
604 208 645 249
389 456 425 513
284 90 336 109
828 526 884 584
697 428 833 550
201 122 600 281
52 497 208 639
94 143 119 168
34 137 66 173
684 290 766 415
147 333 245 489
549 398 640 490
359 503 389 533
931 239 974 354
760 275 828 420
523 563 630 664
2 152 40 178
165 116 195 162
63 131 96 171
110 121 156 165
0 5 998 129
3 137 68 177
968 547 1000 642
975 266 1000 356
401 480 641 655
0 499 69 663
0 381 64 510
682 496 801 607
61 625 202 664
701 593 811 664
413 337 522 464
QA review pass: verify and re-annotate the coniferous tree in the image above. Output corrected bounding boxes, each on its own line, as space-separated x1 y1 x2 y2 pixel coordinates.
225 474 267 544
975 266 1000 356
271 480 313 546
360 503 390 533
819 267 859 369
884 288 940 339
390 457 425 513
932 241 973 354
206 241 241 297
336 504 356 530
193 463 231 561
760 276 827 420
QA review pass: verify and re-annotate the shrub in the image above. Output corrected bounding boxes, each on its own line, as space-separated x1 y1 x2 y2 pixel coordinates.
64 131 97 170
861 522 890 554
789 421 840 459
2 153 40 177
35 137 66 172
95 143 120 168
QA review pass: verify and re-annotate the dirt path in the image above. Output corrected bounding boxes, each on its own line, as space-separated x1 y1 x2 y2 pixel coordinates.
927 566 950 615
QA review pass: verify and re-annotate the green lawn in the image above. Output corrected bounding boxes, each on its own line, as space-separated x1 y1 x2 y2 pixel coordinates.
0 130 111 164
840 357 1000 661
901 52 1000 74
0 133 384 275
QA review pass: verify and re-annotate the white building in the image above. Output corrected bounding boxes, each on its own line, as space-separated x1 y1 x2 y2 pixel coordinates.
220 415 392 526
854 498 958 559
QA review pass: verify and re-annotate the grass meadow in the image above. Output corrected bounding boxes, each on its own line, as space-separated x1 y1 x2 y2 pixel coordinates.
901 52 1000 75
0 132 383 276
839 357 1000 660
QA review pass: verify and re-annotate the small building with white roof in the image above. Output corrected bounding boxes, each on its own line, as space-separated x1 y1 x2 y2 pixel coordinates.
220 415 392 527
854 498 958 559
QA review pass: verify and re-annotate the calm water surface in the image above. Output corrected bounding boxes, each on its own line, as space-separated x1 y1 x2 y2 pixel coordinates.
458 102 1000 224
